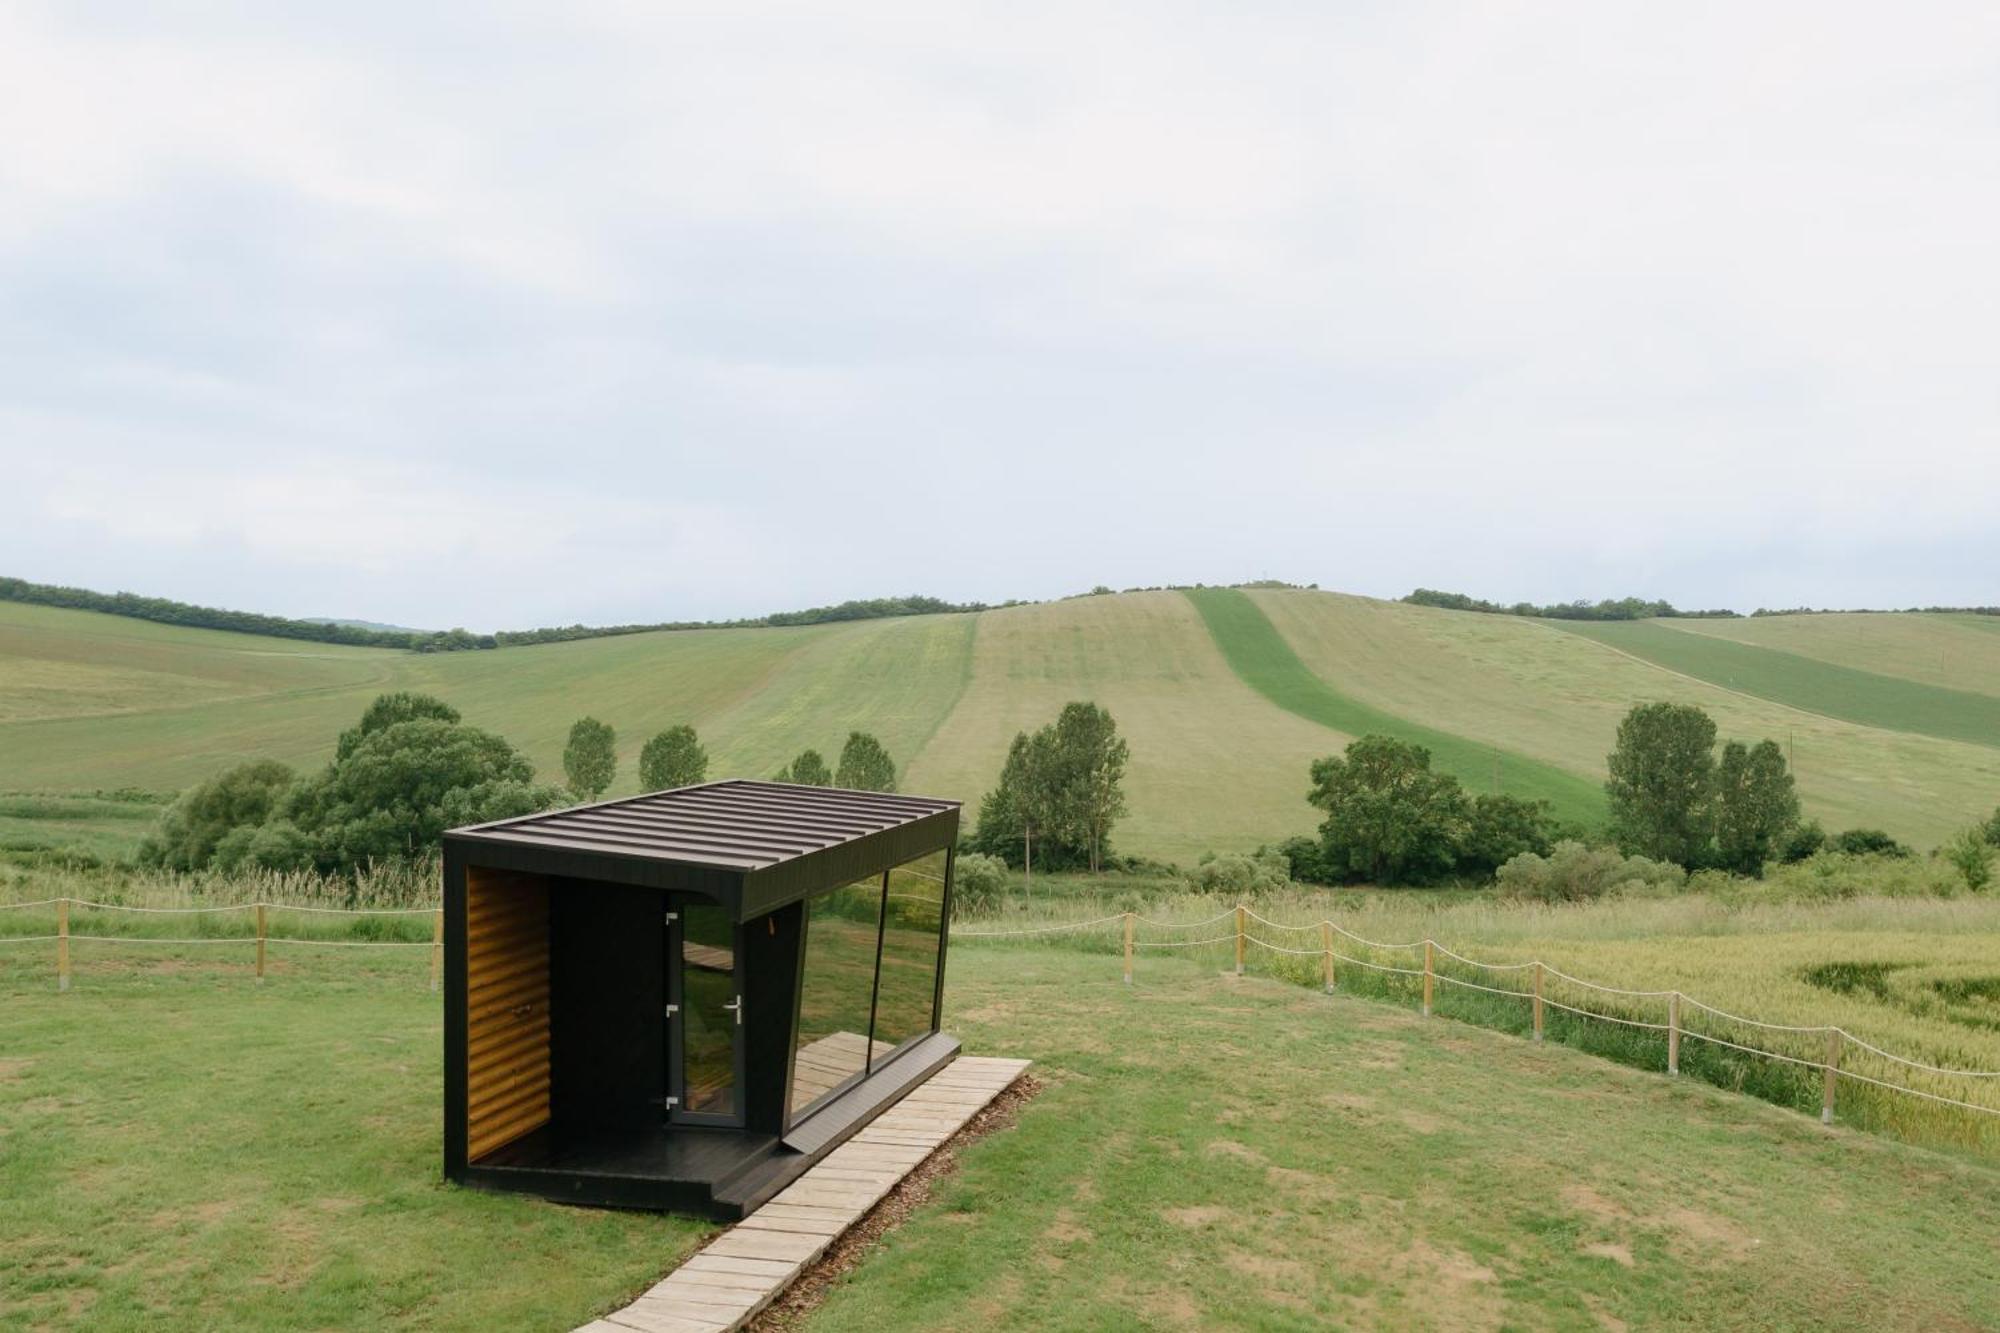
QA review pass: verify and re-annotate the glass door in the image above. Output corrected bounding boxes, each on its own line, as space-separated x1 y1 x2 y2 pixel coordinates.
668 902 742 1126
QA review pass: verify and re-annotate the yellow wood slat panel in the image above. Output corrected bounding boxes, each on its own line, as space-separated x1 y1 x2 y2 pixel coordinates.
465 867 550 1160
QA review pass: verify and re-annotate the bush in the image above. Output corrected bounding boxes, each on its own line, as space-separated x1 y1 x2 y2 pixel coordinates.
1945 826 1994 892
141 760 296 872
1758 850 1958 901
1188 848 1291 896
1831 828 1910 858
950 853 1009 918
1277 836 1331 885
1778 820 1826 863
1496 840 1686 904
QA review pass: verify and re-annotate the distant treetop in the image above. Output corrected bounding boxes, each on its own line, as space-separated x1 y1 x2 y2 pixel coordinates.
1403 588 2000 621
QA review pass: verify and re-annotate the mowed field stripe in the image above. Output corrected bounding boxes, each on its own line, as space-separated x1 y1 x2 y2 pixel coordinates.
1551 620 2000 750
1184 588 1607 827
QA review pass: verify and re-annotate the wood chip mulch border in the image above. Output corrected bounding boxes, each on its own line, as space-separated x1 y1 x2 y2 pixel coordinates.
745 1071 1045 1329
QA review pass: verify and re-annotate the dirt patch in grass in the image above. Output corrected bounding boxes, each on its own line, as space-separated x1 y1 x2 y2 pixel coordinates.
747 1072 1042 1331
1161 1205 1228 1227
0 1057 32 1081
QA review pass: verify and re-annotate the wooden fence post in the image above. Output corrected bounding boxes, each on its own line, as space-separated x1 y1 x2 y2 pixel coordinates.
1822 1030 1842 1125
57 898 70 993
1422 940 1434 1017
1122 912 1134 986
1668 991 1681 1076
1234 905 1245 976
1532 962 1544 1042
430 908 445 994
255 904 268 985
1320 921 1334 993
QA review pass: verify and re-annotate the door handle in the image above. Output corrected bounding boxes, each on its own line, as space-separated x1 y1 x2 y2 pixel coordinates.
723 995 742 1026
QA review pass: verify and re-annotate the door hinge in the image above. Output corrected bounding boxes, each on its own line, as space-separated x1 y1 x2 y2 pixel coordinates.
664 911 678 925
662 1096 679 1110
664 1003 679 1018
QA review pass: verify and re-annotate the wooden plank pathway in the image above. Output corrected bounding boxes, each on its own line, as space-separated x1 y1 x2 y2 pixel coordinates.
577 1055 1031 1333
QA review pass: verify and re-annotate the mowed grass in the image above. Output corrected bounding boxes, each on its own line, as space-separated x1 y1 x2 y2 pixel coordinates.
1247 589 2000 846
0 793 167 862
4 942 1996 1330
904 593 1334 864
1185 588 1608 827
821 948 2000 1330
1664 612 2000 698
6 592 2000 859
1552 619 2000 749
0 944 709 1332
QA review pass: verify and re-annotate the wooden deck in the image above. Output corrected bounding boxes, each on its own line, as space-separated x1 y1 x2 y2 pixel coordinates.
576 1055 1031 1333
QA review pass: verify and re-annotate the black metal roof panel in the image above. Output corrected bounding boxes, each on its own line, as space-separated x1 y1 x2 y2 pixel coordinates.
445 780 960 919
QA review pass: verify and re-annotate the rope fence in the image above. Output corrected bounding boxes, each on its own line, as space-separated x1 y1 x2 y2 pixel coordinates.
952 902 2000 1142
0 897 444 991
8 893 1996 1142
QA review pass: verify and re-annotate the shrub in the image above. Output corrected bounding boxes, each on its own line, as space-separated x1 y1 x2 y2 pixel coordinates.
1945 826 1994 892
1779 820 1826 863
949 853 1009 918
1277 836 1331 885
1188 848 1291 896
1831 828 1910 858
141 760 296 872
1458 794 1557 877
1496 840 1686 904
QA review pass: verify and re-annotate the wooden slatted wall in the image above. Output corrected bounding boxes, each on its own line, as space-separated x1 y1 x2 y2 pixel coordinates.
466 867 552 1159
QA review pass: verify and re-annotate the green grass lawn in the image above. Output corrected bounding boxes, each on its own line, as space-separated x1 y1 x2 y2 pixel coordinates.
1552 620 2000 749
1184 588 1608 827
4 938 1997 1329
1664 612 2000 698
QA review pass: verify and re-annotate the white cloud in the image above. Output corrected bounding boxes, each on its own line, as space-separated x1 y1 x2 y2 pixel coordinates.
1 1 1997 619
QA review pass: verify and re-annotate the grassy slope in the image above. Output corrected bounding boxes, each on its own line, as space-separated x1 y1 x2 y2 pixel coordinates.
905 593 1333 864
4 944 1994 1330
1663 613 2000 698
1184 587 1607 827
5 592 2000 859
1551 620 2000 749
1248 589 2000 846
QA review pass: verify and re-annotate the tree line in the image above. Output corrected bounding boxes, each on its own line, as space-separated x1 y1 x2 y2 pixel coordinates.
1404 586 2000 621
1287 700 1999 892
0 575 1000 655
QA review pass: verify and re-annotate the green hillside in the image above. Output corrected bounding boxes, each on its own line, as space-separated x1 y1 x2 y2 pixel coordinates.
3 588 1998 863
1550 620 2000 748
1181 588 1606 826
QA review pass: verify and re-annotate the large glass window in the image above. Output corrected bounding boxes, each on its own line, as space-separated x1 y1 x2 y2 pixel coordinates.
788 878 884 1117
873 850 946 1055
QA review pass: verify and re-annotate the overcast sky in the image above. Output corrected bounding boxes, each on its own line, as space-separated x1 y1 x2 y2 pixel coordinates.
3 3 1996 629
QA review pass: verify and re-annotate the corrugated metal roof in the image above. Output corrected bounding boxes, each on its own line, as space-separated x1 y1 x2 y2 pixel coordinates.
450 780 959 874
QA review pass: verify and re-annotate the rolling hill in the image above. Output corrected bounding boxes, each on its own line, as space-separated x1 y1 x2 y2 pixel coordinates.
2 589 1996 864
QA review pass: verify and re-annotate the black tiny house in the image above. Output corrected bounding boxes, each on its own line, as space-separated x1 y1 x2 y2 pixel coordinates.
441 780 960 1219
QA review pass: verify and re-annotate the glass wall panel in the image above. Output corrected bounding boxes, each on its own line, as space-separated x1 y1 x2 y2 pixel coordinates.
872 850 947 1057
789 877 884 1118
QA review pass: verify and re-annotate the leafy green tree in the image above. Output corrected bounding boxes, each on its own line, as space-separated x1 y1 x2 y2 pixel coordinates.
1457 794 1557 877
785 749 831 786
1307 735 1471 885
1984 806 2000 848
639 725 708 790
973 728 1066 882
1712 739 1799 876
1946 825 1993 891
337 692 461 760
285 717 562 873
1605 703 1718 865
1048 702 1129 873
141 760 297 871
834 732 897 792
562 717 617 800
